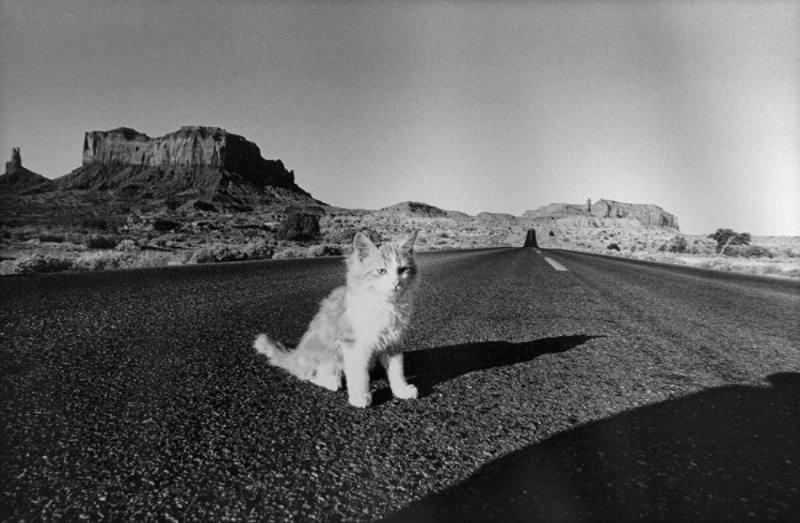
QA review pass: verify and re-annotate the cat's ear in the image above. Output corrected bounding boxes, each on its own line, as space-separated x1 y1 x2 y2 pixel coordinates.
400 229 418 255
353 232 378 262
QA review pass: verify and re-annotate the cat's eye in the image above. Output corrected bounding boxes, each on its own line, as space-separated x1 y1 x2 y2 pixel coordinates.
376 268 387 275
398 267 409 275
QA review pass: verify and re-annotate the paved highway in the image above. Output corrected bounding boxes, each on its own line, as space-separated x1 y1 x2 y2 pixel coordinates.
1 248 798 521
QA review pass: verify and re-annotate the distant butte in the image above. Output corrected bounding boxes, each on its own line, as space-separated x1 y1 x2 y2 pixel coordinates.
524 199 679 230
54 126 321 210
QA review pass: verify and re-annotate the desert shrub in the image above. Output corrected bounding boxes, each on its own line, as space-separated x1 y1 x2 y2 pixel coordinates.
239 241 275 260
189 241 274 264
12 253 74 274
135 251 183 268
150 235 169 248
152 218 180 233
277 211 320 242
85 234 119 249
687 238 716 255
607 243 620 251
696 258 733 272
307 244 343 257
69 250 181 271
782 266 800 278
325 226 381 245
115 239 138 252
659 235 688 253
726 245 775 258
324 226 357 244
272 246 309 260
71 251 130 271
38 233 65 243
0 260 16 275
189 245 237 264
82 217 111 232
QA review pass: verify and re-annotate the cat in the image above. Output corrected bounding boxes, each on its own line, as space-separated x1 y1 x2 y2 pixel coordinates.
254 230 420 408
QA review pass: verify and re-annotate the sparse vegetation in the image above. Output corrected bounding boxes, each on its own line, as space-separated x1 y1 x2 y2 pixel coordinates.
1 201 797 279
38 233 65 243
189 241 274 264
0 248 187 275
7 253 74 274
306 244 344 257
85 234 119 249
725 245 775 258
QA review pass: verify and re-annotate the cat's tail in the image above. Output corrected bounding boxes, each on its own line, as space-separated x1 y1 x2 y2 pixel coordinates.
254 333 303 376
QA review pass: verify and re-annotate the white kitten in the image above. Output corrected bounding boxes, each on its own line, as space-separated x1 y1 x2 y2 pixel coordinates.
254 231 420 408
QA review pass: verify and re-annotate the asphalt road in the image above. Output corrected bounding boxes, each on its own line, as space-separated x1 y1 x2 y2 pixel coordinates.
1 248 798 521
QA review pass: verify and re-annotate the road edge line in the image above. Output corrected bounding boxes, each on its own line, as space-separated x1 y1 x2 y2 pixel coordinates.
543 257 569 272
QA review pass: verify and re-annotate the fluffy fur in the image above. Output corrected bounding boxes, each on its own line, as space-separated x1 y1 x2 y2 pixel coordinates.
254 231 420 408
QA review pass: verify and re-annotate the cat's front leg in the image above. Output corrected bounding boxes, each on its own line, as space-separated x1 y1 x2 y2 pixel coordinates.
381 352 418 400
343 345 372 408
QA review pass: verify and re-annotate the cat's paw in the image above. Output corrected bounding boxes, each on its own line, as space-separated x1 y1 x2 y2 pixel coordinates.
348 391 372 408
311 374 341 392
392 383 418 400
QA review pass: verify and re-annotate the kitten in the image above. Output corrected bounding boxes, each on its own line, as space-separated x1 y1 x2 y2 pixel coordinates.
254 231 420 408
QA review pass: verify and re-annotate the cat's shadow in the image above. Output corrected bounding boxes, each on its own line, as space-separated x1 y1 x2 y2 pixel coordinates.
370 334 601 405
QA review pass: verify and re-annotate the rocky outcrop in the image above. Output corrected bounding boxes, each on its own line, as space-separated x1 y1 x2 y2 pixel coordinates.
375 201 448 219
373 201 472 222
523 203 590 220
81 126 299 190
5 147 21 173
0 148 53 194
590 199 679 229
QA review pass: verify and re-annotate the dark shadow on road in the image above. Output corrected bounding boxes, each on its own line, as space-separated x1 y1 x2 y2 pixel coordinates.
371 335 599 403
381 372 800 522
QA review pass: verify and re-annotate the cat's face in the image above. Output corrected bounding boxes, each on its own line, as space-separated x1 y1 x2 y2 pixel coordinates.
348 232 419 297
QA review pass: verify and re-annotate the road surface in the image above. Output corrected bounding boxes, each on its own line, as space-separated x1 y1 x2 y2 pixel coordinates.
2 248 798 521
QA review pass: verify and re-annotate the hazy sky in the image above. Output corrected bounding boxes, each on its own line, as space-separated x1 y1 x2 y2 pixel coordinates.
1 0 798 235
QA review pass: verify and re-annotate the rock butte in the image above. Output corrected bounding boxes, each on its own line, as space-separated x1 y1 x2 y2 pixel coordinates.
80 126 301 192
524 200 679 230
36 126 318 210
0 147 53 194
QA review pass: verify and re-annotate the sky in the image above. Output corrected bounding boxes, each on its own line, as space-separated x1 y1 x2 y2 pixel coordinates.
1 0 798 235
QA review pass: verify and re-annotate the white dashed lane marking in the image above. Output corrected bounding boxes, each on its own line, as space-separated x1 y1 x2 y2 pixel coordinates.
543 257 569 272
